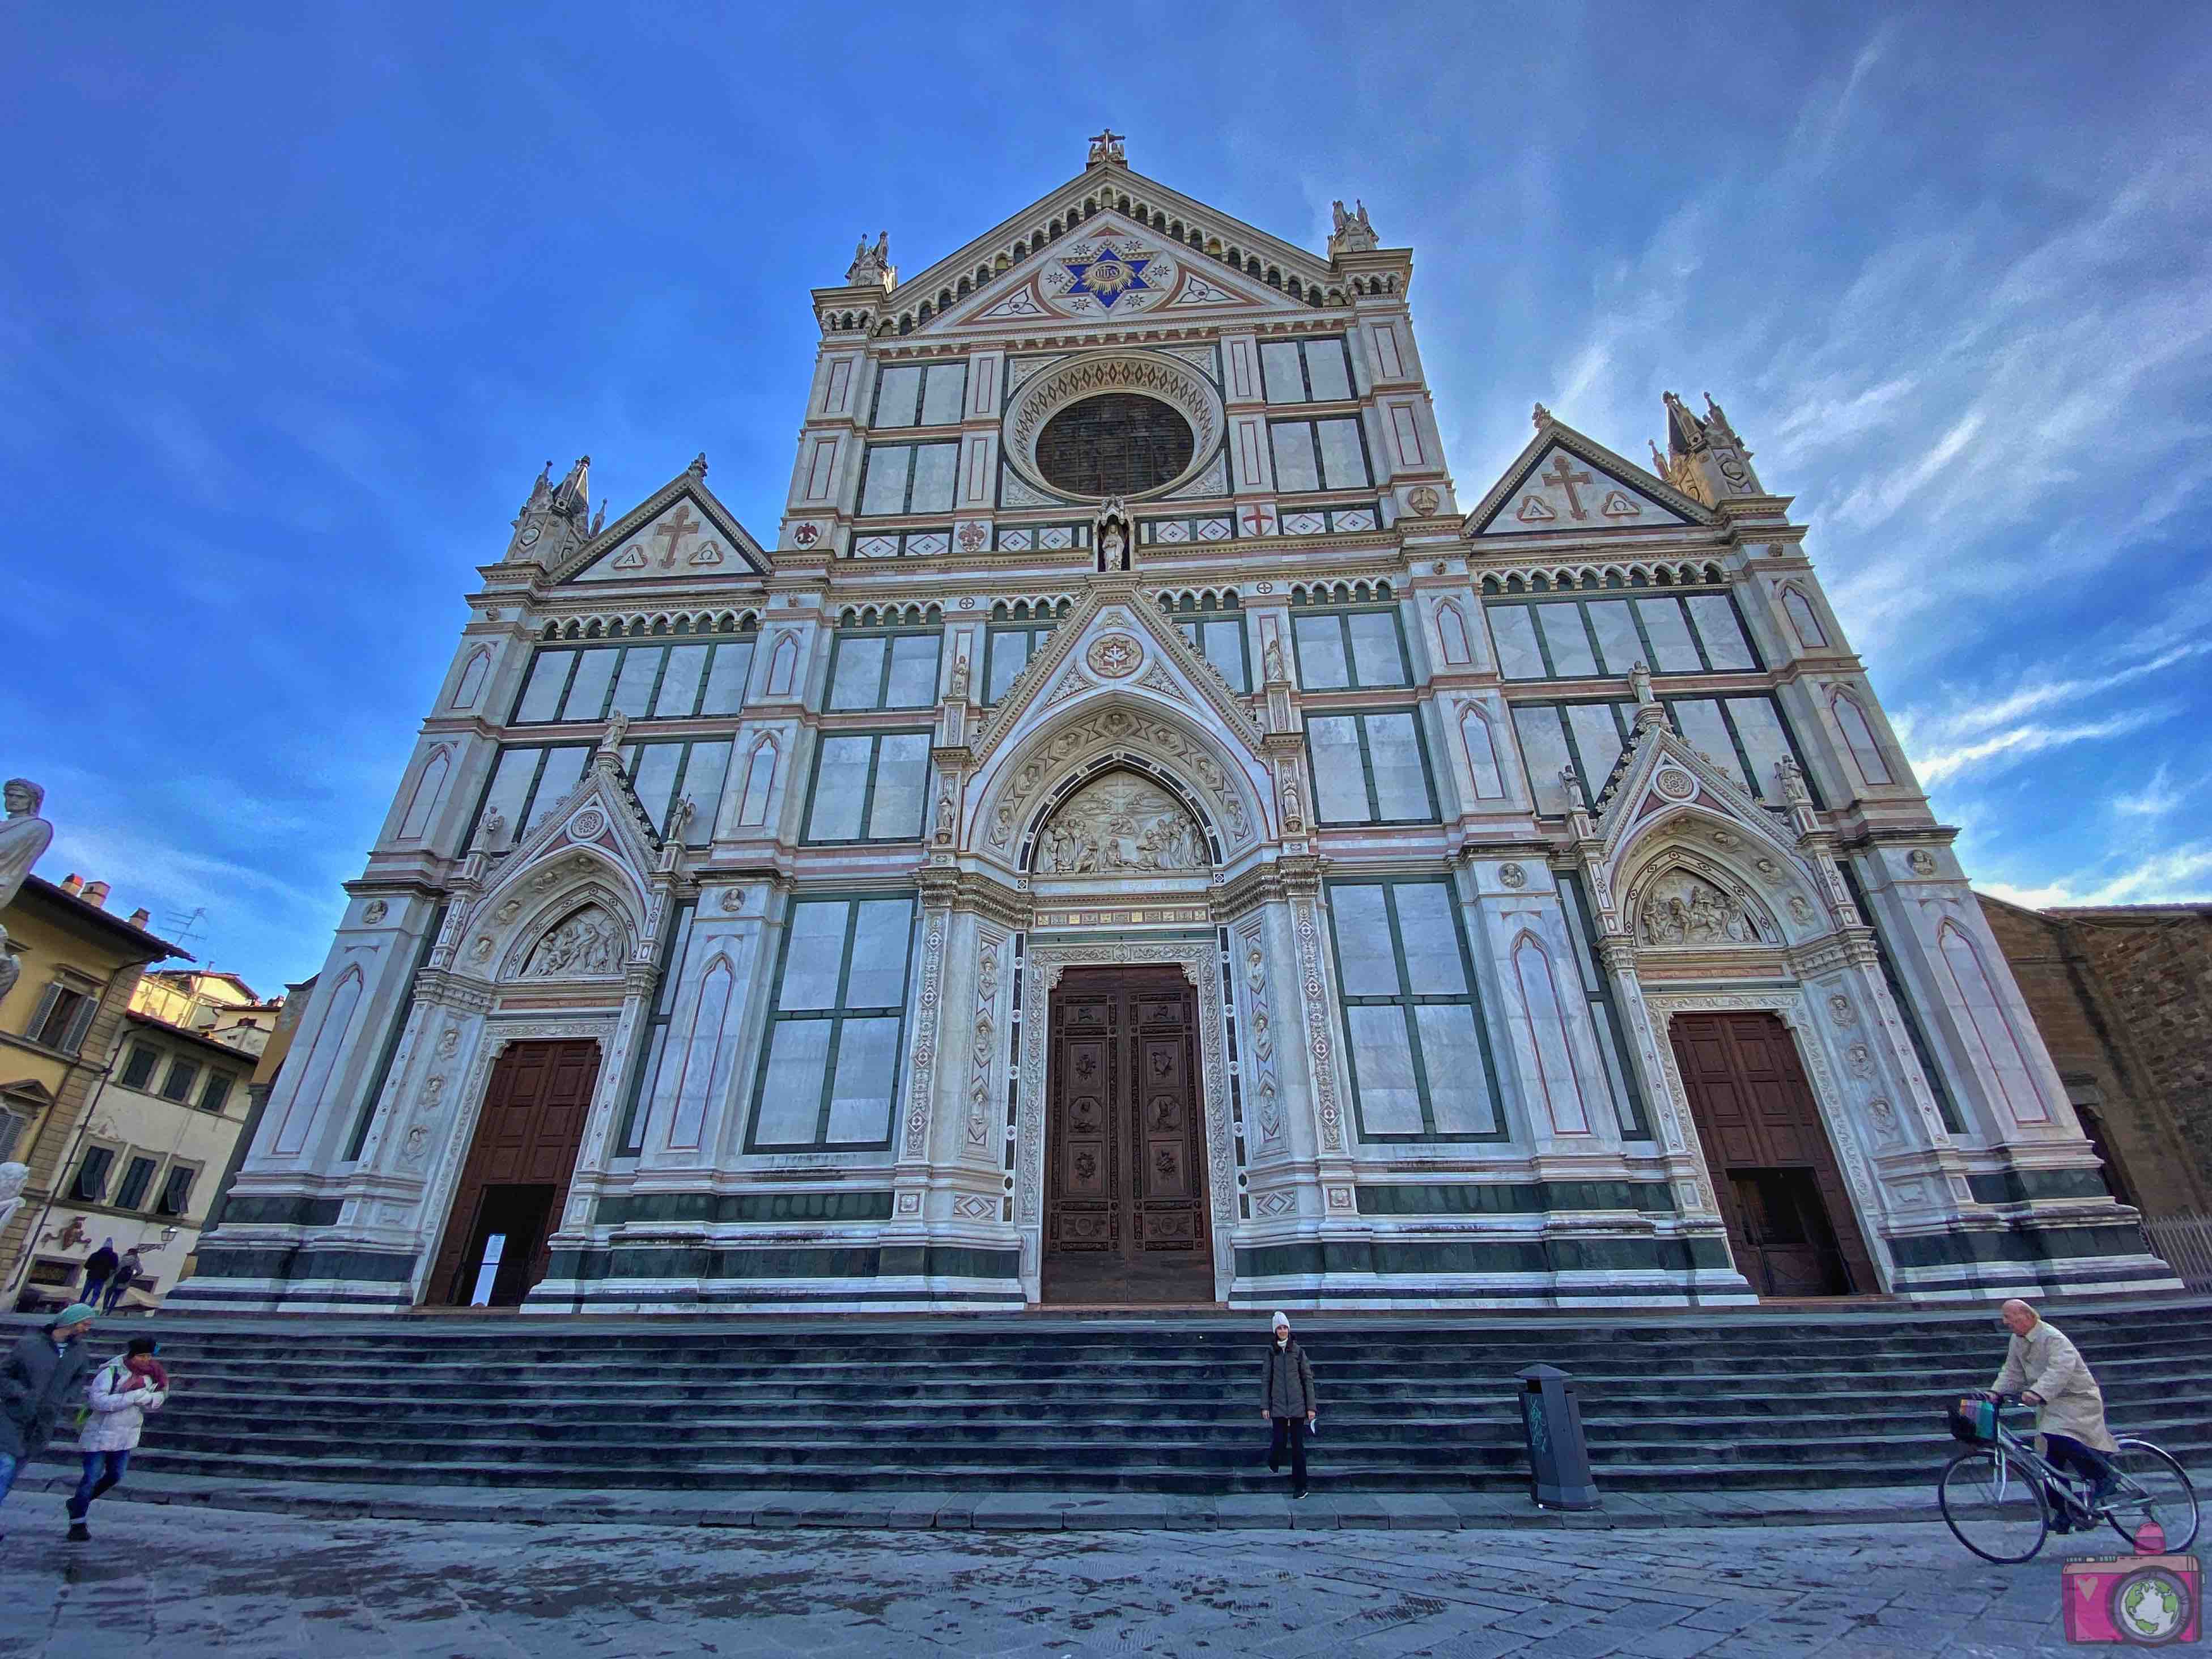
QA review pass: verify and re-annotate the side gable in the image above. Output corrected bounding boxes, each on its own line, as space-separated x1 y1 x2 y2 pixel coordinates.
1466 418 1712 538
555 469 770 586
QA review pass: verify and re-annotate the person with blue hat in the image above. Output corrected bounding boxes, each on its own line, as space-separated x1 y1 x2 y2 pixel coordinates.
0 1301 97 1539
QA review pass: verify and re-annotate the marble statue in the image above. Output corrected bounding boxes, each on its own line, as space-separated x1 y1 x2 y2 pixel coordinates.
0 779 53 911
0 778 55 1007
0 1161 26 1238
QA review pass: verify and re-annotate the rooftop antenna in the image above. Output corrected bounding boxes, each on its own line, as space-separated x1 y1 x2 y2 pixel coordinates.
159 906 209 954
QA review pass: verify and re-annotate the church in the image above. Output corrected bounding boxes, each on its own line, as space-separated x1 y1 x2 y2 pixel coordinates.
175 135 2177 1316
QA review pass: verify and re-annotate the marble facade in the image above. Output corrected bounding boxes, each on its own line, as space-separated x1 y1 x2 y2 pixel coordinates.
176 141 2176 1315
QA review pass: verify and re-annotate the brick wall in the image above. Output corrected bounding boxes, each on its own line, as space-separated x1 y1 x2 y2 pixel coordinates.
1979 894 2212 1216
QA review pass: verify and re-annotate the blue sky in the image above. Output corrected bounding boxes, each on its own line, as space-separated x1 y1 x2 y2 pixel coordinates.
6 5 2209 993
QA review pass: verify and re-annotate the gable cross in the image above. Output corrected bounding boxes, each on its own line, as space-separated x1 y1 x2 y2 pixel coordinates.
653 504 702 564
1540 454 1594 520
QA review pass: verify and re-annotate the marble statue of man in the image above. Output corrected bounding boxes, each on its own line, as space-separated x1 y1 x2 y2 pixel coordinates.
0 779 53 911
0 779 54 1007
0 1161 27 1238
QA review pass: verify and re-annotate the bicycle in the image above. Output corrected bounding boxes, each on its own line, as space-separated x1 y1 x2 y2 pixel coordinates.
1939 1392 2199 1564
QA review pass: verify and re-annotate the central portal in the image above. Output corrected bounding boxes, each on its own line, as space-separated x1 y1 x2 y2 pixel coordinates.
1043 967 1212 1304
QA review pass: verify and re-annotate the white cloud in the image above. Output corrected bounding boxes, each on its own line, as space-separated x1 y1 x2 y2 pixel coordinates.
1909 706 2174 787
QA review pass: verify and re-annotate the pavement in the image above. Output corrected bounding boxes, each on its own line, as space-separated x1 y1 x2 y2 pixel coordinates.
2 1482 2200 1657
0 1464 2008 1531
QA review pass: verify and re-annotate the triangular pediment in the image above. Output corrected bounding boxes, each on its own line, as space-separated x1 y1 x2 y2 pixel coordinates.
923 208 1327 334
474 751 660 913
969 583 1267 770
555 471 769 585
891 163 1347 333
1591 710 1788 859
1466 420 1710 537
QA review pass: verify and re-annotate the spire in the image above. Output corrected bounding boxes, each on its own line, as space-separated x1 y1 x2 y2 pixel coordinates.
547 455 592 521
845 232 894 290
1328 198 1378 257
1658 389 1761 506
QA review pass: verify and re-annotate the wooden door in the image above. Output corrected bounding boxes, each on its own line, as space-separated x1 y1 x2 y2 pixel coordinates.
1669 1012 1878 1297
427 1039 601 1306
1043 970 1211 1302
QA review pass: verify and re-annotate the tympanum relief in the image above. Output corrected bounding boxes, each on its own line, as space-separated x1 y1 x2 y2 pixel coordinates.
1035 775 1205 876
1638 871 1761 948
523 905 627 977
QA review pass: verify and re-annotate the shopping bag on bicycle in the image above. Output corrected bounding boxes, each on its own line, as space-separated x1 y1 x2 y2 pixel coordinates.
1948 1394 1999 1444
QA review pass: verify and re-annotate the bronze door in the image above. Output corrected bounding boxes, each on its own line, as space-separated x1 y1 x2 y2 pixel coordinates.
1043 969 1211 1302
427 1039 601 1306
1669 1012 1878 1297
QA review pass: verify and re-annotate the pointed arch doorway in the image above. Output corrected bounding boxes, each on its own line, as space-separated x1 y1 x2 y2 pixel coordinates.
1668 1012 1878 1297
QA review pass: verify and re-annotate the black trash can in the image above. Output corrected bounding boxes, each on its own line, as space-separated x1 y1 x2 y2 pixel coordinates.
1516 1363 1599 1509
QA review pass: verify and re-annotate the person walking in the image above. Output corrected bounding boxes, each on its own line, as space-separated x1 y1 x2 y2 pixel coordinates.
102 1247 143 1314
1990 1297 2118 1532
1260 1311 1317 1501
66 1336 167 1541
0 1303 99 1542
80 1240 119 1310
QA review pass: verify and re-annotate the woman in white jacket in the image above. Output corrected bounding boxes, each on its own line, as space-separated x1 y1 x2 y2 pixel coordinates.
66 1336 166 1542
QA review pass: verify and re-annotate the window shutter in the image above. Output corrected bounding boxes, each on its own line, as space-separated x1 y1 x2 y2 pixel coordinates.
61 994 97 1055
25 983 58 1042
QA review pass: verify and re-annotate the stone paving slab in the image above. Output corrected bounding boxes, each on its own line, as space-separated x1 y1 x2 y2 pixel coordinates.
7 1462 1956 1534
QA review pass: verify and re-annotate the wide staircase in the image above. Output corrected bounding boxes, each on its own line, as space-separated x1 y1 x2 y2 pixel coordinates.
20 1299 2212 1496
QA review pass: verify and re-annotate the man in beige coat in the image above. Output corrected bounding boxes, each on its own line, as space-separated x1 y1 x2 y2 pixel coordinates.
1990 1299 2118 1530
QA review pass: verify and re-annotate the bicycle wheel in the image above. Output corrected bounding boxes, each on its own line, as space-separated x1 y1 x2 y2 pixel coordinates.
1942 1447 2050 1563
2105 1439 2199 1553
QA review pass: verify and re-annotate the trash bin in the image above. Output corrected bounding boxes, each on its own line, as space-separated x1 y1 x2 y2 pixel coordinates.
1516 1363 1599 1509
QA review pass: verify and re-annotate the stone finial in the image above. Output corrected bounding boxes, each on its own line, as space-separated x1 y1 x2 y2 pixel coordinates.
548 456 592 520
1650 439 1670 477
688 453 708 478
591 499 606 535
1532 402 1553 430
846 231 894 291
1086 128 1127 167
1328 198 1378 257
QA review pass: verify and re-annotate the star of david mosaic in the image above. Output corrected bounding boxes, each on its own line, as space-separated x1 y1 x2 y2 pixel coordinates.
1060 243 1154 309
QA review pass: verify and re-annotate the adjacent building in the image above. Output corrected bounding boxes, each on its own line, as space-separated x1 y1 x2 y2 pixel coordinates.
131 968 283 1059
0 873 185 1308
1979 896 2212 1219
179 139 2177 1316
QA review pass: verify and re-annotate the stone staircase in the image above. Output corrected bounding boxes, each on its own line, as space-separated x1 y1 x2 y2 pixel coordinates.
18 1299 2212 1496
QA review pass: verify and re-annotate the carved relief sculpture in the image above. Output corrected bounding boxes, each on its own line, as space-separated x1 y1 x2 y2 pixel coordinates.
524 906 626 978
1035 775 1205 875
1638 871 1759 948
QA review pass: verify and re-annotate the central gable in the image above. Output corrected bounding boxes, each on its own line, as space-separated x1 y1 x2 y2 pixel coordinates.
926 211 1330 333
886 158 1349 336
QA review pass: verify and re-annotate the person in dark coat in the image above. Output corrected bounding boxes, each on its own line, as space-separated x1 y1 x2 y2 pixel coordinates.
80 1242 118 1309
1260 1310 1317 1500
0 1302 99 1539
102 1248 143 1314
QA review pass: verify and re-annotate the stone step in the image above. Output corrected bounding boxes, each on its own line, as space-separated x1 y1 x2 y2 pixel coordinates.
19 1299 2208 1499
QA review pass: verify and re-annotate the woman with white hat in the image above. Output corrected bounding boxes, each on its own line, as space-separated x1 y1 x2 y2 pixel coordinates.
1260 1311 1317 1500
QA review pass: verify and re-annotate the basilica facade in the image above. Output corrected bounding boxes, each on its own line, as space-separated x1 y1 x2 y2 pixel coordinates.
176 138 2176 1315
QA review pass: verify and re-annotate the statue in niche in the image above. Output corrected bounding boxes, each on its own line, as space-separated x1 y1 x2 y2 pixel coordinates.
1638 870 1759 948
1036 775 1204 876
524 905 625 977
